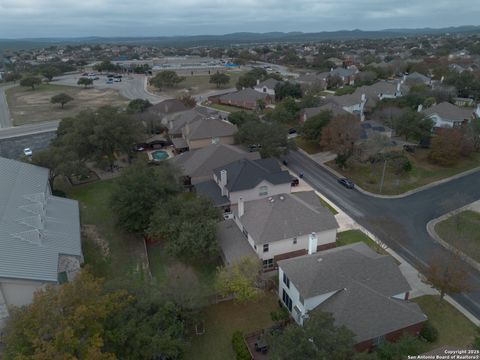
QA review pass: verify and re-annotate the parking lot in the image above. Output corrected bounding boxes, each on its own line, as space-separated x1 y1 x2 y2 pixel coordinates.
0 131 56 159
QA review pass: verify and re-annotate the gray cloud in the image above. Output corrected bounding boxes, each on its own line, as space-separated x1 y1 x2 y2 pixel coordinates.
0 0 478 38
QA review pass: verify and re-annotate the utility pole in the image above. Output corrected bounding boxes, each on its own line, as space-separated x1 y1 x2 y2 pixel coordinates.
379 159 387 194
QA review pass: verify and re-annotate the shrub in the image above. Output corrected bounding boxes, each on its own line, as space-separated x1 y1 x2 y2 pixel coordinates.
232 331 251 360
420 321 438 343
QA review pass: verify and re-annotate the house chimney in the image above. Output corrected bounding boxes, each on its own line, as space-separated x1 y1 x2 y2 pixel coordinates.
403 74 407 82
308 232 318 255
361 93 366 102
417 104 423 112
396 82 401 93
256 79 260 86
330 67 334 73
440 76 445 83
220 170 227 196
476 104 480 118
238 197 244 217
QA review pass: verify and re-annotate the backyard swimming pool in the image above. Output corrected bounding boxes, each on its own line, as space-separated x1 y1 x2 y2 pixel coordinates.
151 150 169 161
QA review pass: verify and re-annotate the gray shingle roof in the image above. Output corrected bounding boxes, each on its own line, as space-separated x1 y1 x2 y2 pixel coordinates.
237 191 339 245
256 78 280 89
279 243 426 342
0 157 82 283
303 103 350 119
422 102 474 123
217 220 257 265
214 158 291 192
148 99 188 116
184 117 237 141
195 179 230 207
171 143 260 183
219 88 270 103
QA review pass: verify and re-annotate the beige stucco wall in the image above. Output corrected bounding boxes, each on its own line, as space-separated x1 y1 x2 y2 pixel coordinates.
0 278 47 307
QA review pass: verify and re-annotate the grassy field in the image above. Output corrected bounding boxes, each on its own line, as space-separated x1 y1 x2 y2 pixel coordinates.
148 71 244 98
6 83 128 125
414 295 477 351
64 179 147 282
185 292 279 360
295 136 322 154
328 149 480 195
435 210 480 262
336 230 388 255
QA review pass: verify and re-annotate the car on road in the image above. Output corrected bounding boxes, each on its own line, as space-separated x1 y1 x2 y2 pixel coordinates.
23 148 33 157
106 79 113 84
114 77 121 82
338 178 355 189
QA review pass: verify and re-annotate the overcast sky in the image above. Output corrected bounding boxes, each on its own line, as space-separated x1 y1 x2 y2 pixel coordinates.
0 0 479 38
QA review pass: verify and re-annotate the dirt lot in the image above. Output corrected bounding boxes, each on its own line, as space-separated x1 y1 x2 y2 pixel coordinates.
147 70 245 98
6 84 128 125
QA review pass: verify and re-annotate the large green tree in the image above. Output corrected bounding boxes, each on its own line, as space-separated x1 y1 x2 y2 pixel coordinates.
50 92 74 109
209 72 230 88
389 109 433 141
301 111 332 142
149 195 221 259
126 98 152 114
41 66 61 82
235 120 293 158
150 71 185 90
274 81 303 101
77 77 94 88
110 162 181 234
20 76 42 90
267 312 355 360
228 111 259 127
236 68 268 89
2 271 125 360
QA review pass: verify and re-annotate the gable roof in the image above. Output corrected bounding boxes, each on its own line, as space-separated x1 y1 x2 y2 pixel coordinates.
237 191 339 245
422 102 474 123
219 88 270 103
256 78 280 89
0 157 82 283
184 117 237 141
167 107 220 135
279 243 426 342
303 103 350 119
171 143 260 183
148 99 189 116
214 158 291 193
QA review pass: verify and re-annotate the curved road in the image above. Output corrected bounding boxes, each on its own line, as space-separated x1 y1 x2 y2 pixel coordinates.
285 150 480 318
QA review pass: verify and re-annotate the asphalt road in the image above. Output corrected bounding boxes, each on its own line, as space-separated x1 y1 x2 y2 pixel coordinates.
53 74 166 104
285 150 480 318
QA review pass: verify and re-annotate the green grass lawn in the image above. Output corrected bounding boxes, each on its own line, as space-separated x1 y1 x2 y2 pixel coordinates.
435 210 480 262
6 83 127 125
336 230 388 255
317 195 338 215
185 293 279 360
414 295 477 351
65 179 147 282
328 150 480 195
295 136 322 154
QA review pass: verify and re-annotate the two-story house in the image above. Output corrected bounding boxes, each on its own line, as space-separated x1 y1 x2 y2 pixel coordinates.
220 191 338 270
254 78 281 97
278 242 427 352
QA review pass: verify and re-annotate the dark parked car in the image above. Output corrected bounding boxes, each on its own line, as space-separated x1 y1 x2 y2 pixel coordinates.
338 178 355 189
288 128 297 135
291 176 299 187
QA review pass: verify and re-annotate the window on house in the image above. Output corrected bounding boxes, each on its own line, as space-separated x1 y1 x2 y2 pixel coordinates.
263 243 269 253
282 289 293 312
263 259 274 269
373 335 385 347
293 237 297 245
283 273 290 288
259 185 268 196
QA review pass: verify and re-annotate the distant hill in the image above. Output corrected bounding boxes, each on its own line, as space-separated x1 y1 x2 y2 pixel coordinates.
1 25 479 52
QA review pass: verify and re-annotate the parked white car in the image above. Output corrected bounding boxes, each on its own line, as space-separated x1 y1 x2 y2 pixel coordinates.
23 148 33 156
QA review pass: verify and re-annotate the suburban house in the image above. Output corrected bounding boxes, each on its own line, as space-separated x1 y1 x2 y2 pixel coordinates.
295 67 359 90
330 92 368 120
356 80 407 101
164 107 222 138
209 88 273 110
278 243 427 352
329 67 359 86
422 101 476 128
300 103 350 122
180 116 237 150
295 73 329 90
254 78 281 96
0 157 82 330
403 72 432 87
147 98 189 119
219 191 339 269
195 158 292 208
171 143 260 185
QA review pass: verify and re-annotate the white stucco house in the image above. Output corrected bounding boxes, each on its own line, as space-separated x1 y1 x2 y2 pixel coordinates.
0 157 82 332
422 102 476 128
218 191 339 270
278 242 427 352
195 158 292 208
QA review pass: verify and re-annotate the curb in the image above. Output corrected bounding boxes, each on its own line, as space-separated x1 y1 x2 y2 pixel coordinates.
297 148 480 199
426 203 480 274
